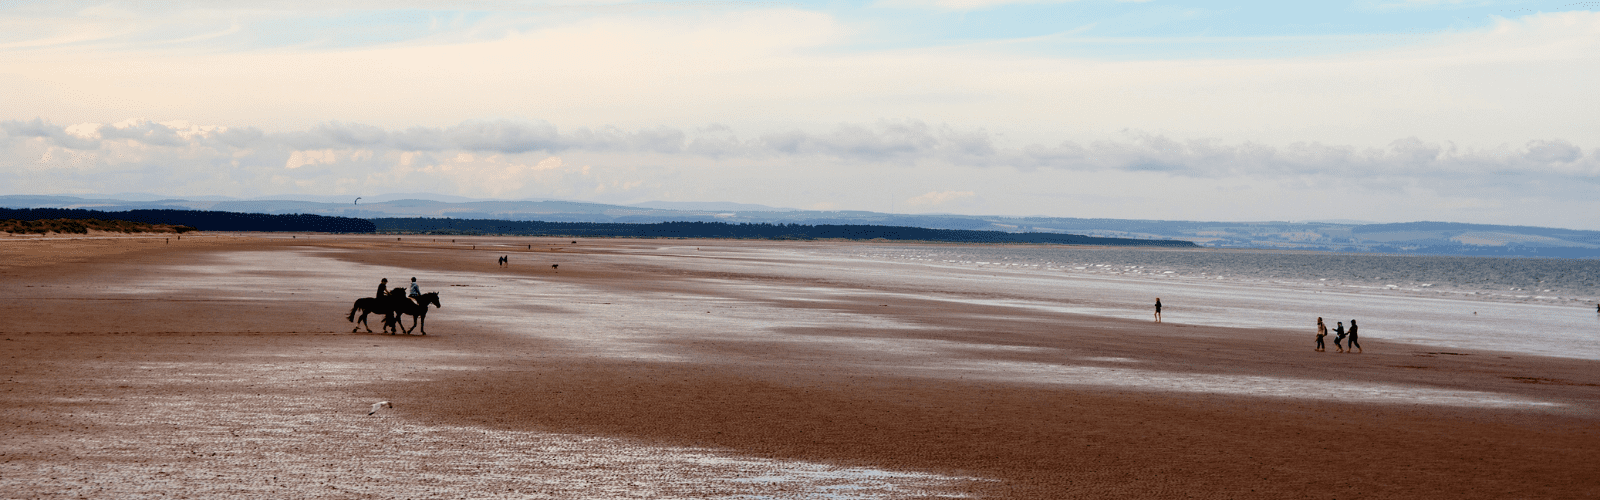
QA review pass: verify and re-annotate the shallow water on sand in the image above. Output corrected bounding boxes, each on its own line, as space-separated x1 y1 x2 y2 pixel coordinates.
105 249 986 497
825 245 1600 360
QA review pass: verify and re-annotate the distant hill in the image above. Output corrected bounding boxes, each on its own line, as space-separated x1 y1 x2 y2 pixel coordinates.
629 201 799 212
3 195 1597 257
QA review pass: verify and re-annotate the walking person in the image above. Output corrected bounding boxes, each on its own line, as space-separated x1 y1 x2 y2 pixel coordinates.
1315 317 1328 352
1346 319 1362 353
1332 321 1346 353
1154 298 1162 323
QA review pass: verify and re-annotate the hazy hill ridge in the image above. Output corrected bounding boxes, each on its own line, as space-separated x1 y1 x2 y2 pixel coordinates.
4 195 1596 257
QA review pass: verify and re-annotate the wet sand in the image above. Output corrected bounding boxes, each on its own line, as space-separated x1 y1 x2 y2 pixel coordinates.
2 234 1597 498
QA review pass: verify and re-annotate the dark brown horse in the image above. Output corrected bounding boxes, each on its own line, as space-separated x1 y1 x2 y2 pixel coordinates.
389 291 441 335
348 289 441 334
348 296 395 333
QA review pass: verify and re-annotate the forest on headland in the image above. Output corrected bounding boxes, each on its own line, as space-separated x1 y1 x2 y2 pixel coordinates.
369 218 1198 247
0 207 1195 247
0 208 375 233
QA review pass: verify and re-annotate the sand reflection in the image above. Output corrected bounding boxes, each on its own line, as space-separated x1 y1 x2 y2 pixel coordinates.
905 360 1559 409
166 249 1564 412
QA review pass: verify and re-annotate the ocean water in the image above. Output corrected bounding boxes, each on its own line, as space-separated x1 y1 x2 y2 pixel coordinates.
818 245 1600 360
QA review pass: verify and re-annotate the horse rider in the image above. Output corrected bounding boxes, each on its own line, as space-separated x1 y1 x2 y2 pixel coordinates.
408 277 422 303
376 278 389 299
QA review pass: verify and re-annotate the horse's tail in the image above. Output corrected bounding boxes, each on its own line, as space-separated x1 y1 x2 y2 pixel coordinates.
347 302 361 322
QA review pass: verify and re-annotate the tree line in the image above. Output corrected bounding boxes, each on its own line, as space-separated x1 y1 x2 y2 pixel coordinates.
0 208 376 233
372 218 1198 247
0 207 1200 247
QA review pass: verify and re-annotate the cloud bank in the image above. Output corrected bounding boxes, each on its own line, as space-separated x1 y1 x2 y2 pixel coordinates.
3 117 1596 228
3 9 1597 147
3 5 1598 228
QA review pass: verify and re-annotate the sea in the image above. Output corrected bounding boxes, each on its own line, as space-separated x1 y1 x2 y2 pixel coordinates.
816 245 1600 360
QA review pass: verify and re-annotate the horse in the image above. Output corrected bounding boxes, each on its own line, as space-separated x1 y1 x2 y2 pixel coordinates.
388 291 442 335
347 295 402 334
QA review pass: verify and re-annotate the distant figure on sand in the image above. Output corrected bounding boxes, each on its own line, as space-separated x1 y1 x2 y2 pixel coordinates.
1315 317 1327 352
1346 319 1362 353
1333 321 1346 353
498 255 508 267
1154 298 1162 323
376 278 388 299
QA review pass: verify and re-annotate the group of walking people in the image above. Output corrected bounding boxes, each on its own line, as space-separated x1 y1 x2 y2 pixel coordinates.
1315 317 1361 353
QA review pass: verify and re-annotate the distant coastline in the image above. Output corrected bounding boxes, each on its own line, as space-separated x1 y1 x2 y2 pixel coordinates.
0 207 1196 247
369 218 1198 247
4 195 1598 258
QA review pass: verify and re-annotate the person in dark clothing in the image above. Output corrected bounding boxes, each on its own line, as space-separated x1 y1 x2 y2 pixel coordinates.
1332 321 1346 353
376 278 389 299
1315 317 1327 352
1154 298 1162 323
1346 319 1361 353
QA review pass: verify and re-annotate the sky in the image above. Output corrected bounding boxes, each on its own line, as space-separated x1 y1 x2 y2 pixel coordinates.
1 1 1597 229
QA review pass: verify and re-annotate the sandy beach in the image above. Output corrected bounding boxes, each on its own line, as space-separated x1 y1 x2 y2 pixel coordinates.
2 234 1597 499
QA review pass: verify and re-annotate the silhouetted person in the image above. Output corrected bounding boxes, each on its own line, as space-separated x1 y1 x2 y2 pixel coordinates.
1315 317 1327 352
1346 319 1361 353
1333 322 1346 353
1154 298 1162 323
376 278 389 299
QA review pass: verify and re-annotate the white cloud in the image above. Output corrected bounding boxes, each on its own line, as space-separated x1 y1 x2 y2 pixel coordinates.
3 117 1597 229
4 9 1597 148
905 190 976 207
3 6 1599 228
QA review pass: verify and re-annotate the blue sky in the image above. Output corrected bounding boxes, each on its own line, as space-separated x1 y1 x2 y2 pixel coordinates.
2 1 1598 228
